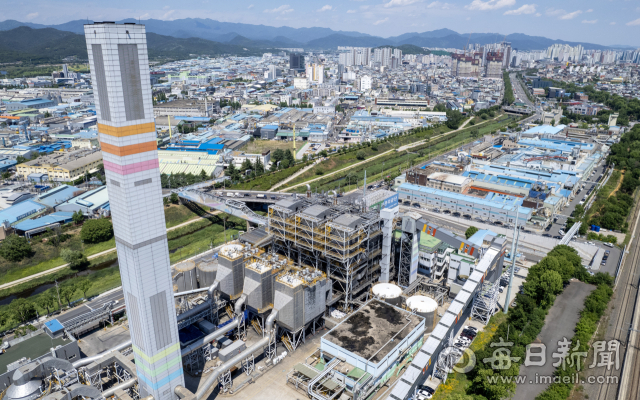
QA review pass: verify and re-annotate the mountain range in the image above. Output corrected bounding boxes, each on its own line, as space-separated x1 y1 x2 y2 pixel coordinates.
0 18 626 52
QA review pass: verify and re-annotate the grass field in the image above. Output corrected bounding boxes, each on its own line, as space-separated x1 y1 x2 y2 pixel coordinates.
241 139 297 154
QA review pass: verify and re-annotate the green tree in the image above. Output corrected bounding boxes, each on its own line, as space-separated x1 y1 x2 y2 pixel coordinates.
465 226 479 239
226 162 237 178
163 197 169 206
0 235 33 262
60 284 78 307
281 159 290 169
11 298 36 323
61 249 88 270
319 150 328 157
36 290 57 314
77 279 93 299
240 158 253 172
199 169 209 181
80 219 114 243
170 193 180 204
72 210 84 225
356 151 366 160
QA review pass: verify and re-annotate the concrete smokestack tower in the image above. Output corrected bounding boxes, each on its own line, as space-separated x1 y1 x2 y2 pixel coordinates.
84 23 184 400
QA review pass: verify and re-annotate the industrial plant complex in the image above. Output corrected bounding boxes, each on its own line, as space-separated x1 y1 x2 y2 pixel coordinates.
0 21 624 400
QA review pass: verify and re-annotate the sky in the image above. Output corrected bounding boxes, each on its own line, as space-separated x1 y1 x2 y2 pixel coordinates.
7 0 640 46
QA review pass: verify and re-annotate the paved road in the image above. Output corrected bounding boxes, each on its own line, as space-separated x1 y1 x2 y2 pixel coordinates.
510 73 535 109
513 281 595 400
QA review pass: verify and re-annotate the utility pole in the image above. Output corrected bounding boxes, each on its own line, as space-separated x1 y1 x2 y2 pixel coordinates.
504 209 520 313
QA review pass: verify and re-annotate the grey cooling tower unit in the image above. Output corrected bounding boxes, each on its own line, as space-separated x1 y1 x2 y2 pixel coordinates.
174 260 197 292
217 243 246 300
273 268 331 332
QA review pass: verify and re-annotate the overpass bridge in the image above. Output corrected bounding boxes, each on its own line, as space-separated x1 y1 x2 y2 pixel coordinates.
177 189 270 225
502 106 533 115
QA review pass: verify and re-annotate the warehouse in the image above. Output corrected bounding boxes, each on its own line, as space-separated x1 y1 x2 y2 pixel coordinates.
398 183 532 224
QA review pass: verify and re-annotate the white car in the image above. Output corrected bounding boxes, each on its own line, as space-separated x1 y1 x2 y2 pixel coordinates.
464 326 479 334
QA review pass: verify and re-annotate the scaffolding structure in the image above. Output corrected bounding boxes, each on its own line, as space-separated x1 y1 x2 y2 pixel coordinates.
470 280 500 325
398 231 415 287
268 198 383 311
402 275 450 306
433 332 460 383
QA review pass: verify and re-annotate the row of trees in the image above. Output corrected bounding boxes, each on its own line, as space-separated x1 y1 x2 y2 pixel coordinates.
160 170 211 189
502 71 515 105
466 245 613 400
0 279 95 329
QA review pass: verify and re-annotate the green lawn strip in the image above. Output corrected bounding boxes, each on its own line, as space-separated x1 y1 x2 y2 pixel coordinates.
534 284 613 400
164 204 205 228
228 162 311 191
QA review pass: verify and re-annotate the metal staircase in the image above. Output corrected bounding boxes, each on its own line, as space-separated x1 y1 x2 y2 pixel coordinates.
281 335 294 353
251 319 263 335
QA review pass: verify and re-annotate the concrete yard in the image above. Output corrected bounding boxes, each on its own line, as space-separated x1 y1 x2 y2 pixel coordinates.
78 324 131 356
513 280 595 400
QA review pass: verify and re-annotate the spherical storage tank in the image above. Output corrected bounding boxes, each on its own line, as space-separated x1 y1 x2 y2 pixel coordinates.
406 295 438 333
372 283 403 306
174 260 198 292
197 258 218 288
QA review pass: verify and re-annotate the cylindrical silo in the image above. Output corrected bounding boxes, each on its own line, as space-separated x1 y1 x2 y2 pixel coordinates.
406 295 438 333
174 260 197 292
372 283 403 306
197 258 218 288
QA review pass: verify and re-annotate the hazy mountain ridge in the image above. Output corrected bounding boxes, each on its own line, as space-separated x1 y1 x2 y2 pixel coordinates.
0 18 625 56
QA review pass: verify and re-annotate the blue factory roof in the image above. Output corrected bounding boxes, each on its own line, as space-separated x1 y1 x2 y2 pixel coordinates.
174 116 211 122
262 125 279 130
57 186 109 211
44 319 64 334
0 200 46 225
36 185 81 208
14 212 75 232
523 125 566 135
399 183 531 216
20 98 53 106
519 138 595 153
462 171 535 189
467 229 497 247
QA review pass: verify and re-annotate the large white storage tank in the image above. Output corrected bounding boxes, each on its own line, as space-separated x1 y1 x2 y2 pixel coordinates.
372 283 403 306
406 295 438 333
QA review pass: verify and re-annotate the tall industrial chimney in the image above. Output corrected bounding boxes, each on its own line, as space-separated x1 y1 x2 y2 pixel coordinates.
84 23 184 400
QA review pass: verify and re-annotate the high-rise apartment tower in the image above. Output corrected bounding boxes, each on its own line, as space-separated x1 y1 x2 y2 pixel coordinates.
84 22 184 400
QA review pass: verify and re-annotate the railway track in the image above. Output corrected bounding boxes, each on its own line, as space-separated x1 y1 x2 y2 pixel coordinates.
592 197 640 400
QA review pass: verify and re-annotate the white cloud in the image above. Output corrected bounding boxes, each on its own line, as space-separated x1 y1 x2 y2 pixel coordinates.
535 12 541 16
627 18 640 25
347 9 357 13
504 4 537 15
247 4 254 9
560 10 582 19
384 0 421 7
264 5 294 14
465 0 515 11
360 5 370 9
25 12 38 20
546 8 565 16
161 10 175 19
317 5 332 11
610 21 616 25
582 19 597 24
586 9 593 12
162 5 170 9
373 17 389 25
426 1 453 9
139 13 150 19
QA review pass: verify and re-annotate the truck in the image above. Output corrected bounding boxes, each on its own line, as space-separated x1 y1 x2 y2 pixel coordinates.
257 194 266 199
